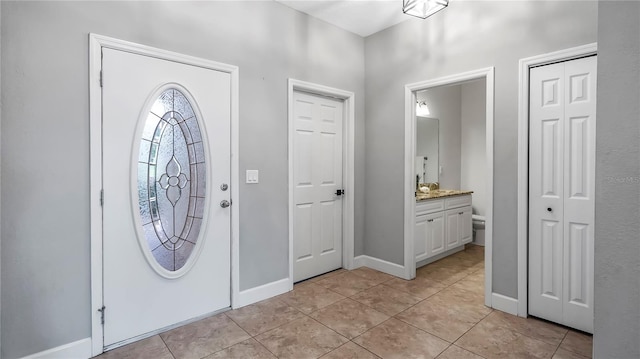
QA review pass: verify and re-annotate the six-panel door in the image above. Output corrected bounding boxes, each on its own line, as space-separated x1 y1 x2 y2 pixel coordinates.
292 91 344 282
528 56 596 333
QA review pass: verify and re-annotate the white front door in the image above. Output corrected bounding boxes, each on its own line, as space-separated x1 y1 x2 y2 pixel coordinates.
528 56 596 333
102 48 231 348
292 91 344 282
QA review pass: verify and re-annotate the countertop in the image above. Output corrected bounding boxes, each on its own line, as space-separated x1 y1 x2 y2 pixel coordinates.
416 189 473 202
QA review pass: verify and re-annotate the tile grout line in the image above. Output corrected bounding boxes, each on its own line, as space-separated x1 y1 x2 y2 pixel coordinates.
157 333 178 359
234 303 353 359
352 253 485 357
454 311 575 359
242 308 313 359
307 295 391 341
304 315 352 355
252 310 316 359
346 283 423 317
550 336 565 359
230 254 485 359
281 282 346 314
220 309 286 358
348 340 383 359
391 262 481 316
391 312 455 344
410 253 493 358
480 310 572 352
448 343 490 359
450 308 495 351
433 343 455 359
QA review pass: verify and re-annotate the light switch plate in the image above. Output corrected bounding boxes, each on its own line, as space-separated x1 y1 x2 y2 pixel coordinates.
246 170 259 184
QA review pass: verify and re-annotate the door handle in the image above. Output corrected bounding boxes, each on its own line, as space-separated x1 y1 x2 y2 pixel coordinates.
336 189 345 196
220 200 230 208
547 207 553 213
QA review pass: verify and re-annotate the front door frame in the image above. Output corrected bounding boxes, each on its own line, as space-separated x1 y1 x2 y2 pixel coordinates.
516 43 598 317
89 33 239 356
403 67 495 308
287 79 356 288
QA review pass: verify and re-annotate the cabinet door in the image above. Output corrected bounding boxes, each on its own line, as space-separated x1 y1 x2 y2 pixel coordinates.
427 212 445 256
445 209 460 250
460 206 473 244
415 215 428 262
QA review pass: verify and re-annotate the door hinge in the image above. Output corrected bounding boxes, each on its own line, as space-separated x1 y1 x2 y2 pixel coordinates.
98 306 106 325
100 70 103 87
100 189 104 206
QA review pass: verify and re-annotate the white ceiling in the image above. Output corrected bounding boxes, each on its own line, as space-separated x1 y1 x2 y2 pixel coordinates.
274 0 411 37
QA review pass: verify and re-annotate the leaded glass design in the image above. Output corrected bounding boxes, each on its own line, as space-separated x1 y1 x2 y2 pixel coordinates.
138 88 206 272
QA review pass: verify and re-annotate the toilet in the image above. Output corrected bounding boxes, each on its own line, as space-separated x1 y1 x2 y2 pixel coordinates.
472 214 486 246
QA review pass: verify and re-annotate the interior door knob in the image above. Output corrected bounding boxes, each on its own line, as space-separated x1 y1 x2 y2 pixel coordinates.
547 207 553 212
220 200 230 208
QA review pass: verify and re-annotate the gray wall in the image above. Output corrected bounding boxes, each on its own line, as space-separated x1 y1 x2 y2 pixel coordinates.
461 80 487 217
0 1 365 358
594 1 640 357
364 1 598 296
417 86 461 189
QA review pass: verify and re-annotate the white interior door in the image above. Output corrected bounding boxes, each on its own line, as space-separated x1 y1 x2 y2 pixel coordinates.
292 91 344 282
102 48 231 348
528 56 596 333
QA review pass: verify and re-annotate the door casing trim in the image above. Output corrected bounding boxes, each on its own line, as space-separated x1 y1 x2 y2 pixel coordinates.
287 79 356 288
516 43 597 317
403 67 495 308
89 33 240 356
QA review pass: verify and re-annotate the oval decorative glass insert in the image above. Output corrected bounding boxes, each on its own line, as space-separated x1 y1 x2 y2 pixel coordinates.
137 88 206 272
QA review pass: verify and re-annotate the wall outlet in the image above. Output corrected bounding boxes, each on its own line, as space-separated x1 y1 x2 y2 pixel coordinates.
246 170 259 184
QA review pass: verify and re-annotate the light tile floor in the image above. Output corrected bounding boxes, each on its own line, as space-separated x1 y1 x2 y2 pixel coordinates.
97 244 593 359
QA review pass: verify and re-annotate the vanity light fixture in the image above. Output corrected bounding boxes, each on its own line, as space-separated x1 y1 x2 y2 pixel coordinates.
403 0 448 19
416 100 431 116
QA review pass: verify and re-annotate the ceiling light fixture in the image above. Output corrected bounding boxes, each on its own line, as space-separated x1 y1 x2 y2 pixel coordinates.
403 0 448 19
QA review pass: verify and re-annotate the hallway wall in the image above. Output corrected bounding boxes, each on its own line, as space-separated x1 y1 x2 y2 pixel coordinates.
594 1 640 357
0 2 365 358
460 79 487 217
363 1 598 296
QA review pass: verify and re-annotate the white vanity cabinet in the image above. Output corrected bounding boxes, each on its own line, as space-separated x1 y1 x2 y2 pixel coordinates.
415 211 445 262
445 207 473 249
415 194 472 263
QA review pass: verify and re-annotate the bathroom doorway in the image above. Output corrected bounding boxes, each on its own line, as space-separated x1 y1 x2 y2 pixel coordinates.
403 68 495 308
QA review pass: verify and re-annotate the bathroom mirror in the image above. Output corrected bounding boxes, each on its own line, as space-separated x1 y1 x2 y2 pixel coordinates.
415 116 439 184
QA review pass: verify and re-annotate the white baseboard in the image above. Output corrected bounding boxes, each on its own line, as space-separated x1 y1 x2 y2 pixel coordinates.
353 255 367 268
491 292 519 316
21 338 92 359
353 255 406 278
233 277 291 309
